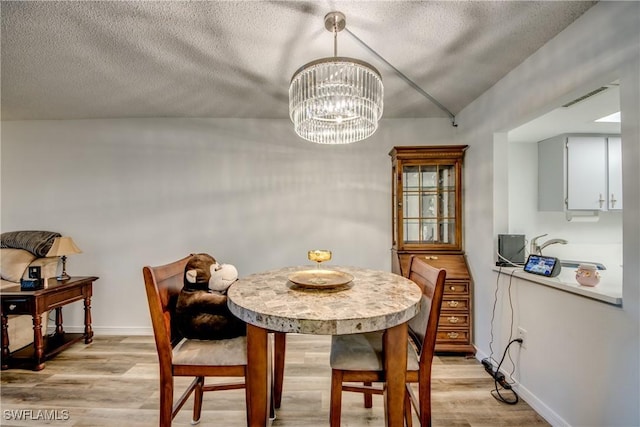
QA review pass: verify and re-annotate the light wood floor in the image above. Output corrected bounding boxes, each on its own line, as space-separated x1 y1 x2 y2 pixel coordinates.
0 334 549 426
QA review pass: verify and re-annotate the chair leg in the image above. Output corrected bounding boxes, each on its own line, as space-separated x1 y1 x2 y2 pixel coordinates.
159 377 174 427
273 332 286 409
269 387 276 421
363 381 373 408
418 379 432 427
192 376 204 425
404 386 413 427
330 370 344 427
244 370 251 426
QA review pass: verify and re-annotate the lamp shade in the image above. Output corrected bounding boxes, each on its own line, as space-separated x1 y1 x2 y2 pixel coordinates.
46 237 82 257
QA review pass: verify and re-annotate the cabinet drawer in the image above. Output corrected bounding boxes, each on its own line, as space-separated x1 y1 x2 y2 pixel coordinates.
442 296 469 311
1 298 31 315
444 281 468 295
439 313 470 328
436 329 470 344
419 255 470 280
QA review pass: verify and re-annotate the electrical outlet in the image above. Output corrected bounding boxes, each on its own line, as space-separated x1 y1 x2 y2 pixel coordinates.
517 327 527 348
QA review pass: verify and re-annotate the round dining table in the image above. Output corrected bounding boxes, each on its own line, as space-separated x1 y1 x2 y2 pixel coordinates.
227 265 422 427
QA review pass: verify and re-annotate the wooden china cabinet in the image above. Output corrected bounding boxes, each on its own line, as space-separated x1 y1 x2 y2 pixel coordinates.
390 145 475 355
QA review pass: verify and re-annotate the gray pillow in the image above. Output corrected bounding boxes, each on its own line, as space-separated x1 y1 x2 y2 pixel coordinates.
0 230 62 257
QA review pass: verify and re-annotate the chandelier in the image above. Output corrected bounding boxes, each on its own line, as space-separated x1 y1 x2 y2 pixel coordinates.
289 12 384 145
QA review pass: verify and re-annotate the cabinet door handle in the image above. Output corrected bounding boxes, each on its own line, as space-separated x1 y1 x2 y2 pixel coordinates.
9 304 16 311
610 194 617 208
447 300 459 308
599 193 605 209
447 332 459 339
447 316 459 324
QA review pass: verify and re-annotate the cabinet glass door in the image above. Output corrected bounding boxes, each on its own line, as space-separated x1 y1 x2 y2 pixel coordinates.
402 164 456 245
391 164 398 246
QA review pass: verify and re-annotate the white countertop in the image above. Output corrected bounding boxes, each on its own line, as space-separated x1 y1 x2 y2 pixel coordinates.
491 264 623 306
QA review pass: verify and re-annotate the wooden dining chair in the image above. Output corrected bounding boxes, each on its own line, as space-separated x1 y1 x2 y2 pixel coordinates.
329 256 446 427
143 255 286 426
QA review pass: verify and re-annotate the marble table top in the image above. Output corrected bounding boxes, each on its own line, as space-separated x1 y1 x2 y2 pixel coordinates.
227 266 422 335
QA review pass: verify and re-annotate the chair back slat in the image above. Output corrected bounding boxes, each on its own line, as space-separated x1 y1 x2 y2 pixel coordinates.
143 256 191 360
406 256 447 365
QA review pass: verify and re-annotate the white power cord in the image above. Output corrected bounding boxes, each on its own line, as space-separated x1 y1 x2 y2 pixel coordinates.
496 251 526 267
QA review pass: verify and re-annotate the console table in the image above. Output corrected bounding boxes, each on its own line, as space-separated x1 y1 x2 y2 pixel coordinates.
1 276 99 370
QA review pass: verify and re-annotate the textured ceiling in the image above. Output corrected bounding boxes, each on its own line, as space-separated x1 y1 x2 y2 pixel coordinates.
1 1 597 121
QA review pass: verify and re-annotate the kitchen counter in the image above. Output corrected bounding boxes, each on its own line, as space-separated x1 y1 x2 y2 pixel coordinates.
492 264 622 306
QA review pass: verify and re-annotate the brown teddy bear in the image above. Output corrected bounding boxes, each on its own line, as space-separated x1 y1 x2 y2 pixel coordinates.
175 253 246 340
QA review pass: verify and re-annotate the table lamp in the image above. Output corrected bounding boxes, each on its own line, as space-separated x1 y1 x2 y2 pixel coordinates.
46 237 82 280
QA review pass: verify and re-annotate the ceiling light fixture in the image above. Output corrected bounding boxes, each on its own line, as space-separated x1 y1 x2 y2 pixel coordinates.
595 111 621 123
289 11 384 144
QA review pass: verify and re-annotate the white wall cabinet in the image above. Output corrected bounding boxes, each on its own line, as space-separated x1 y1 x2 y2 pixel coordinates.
607 136 622 210
538 134 622 212
566 136 608 210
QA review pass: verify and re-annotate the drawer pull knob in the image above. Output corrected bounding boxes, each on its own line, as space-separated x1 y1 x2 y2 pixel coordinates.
448 316 459 324
9 304 16 311
424 256 439 260
447 332 459 339
448 300 459 308
450 286 456 291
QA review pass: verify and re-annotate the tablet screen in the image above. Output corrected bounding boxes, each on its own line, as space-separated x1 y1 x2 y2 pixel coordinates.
523 255 558 277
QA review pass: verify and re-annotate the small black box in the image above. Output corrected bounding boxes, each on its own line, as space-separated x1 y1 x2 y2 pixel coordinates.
28 265 42 279
20 278 44 291
497 234 526 266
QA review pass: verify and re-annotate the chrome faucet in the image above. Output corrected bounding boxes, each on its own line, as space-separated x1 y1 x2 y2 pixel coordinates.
530 234 568 255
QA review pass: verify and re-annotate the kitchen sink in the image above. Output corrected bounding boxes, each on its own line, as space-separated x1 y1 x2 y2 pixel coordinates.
560 260 607 270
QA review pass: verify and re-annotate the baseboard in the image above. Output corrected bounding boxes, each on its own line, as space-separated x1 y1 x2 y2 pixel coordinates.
474 348 570 427
513 382 570 427
54 325 153 336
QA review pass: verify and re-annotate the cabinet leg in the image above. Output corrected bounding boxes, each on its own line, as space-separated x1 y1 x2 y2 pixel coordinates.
84 296 93 344
55 307 64 336
32 313 44 371
1 312 9 370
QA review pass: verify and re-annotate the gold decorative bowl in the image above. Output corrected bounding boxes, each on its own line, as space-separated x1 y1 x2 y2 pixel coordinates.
288 269 354 290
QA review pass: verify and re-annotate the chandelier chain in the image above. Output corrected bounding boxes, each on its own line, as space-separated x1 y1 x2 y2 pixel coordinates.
344 28 457 126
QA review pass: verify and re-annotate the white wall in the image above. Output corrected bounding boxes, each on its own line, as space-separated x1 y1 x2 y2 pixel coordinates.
456 2 639 426
0 118 455 334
